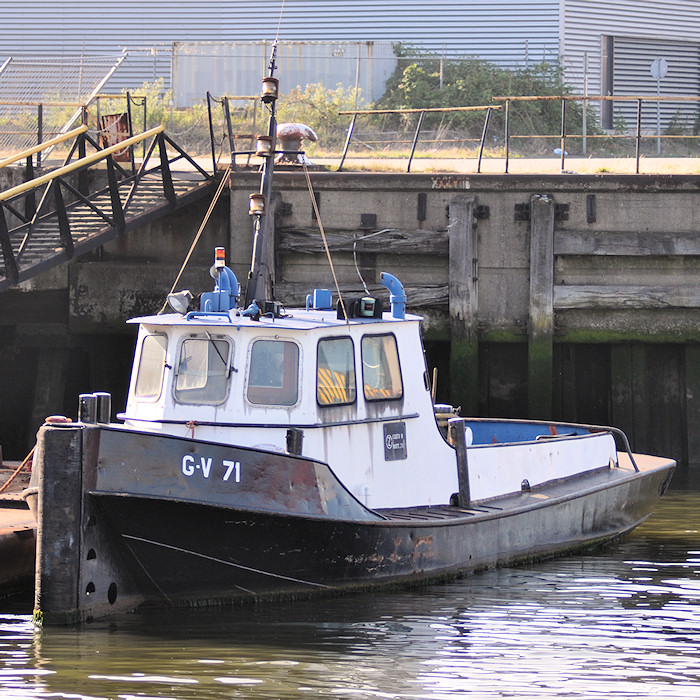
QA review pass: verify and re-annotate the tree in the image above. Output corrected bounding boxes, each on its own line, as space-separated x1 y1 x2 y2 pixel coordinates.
375 46 590 141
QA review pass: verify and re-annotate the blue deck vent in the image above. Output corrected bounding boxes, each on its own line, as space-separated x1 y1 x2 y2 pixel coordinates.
306 289 333 310
200 265 240 313
380 272 406 319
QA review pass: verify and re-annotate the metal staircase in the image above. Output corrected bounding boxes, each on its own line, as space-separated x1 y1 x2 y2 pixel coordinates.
0 125 218 292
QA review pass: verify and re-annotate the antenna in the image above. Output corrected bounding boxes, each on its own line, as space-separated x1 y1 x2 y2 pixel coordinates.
245 41 279 307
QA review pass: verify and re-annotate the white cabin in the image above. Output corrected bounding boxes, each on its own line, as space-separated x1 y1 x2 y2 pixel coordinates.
120 304 460 510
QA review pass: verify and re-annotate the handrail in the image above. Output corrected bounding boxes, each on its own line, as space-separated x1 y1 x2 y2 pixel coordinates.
462 416 639 472
0 125 88 169
334 94 700 174
0 124 213 291
0 125 165 203
493 94 700 173
0 99 85 107
337 104 501 173
492 94 700 102
205 93 259 173
339 105 502 115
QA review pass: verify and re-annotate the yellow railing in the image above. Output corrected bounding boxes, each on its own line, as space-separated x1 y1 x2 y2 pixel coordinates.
0 125 164 203
0 125 88 169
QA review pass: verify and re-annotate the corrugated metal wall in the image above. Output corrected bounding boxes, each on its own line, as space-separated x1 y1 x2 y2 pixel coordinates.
0 0 560 96
172 41 396 108
563 0 700 131
2 0 700 130
217 1 561 64
0 0 236 91
612 38 700 131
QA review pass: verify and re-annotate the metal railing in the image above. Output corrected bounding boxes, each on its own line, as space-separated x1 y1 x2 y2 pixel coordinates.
8 92 697 177
0 99 87 166
337 105 500 173
332 95 700 174
205 92 259 172
494 94 700 174
0 92 147 167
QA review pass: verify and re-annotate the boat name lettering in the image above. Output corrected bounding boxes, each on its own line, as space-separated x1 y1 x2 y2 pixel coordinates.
222 459 241 482
181 455 241 482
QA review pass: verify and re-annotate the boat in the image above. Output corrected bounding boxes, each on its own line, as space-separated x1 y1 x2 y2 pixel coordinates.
25 48 675 625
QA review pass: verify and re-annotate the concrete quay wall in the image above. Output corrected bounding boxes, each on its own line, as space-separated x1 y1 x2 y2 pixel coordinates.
229 171 700 483
2 169 700 482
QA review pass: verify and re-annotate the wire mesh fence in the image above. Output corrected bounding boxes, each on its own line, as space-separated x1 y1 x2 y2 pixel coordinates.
0 54 125 158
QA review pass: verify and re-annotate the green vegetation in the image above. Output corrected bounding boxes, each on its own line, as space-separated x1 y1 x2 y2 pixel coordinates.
375 44 588 141
7 46 697 164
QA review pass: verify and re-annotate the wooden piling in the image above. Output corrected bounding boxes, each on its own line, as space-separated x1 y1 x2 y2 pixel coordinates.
686 346 700 473
448 418 470 507
528 194 555 419
448 195 478 414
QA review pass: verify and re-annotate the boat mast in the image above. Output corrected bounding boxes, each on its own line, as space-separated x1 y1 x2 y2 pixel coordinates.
245 42 279 307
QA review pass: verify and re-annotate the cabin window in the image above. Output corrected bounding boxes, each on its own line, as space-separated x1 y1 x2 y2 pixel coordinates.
174 336 231 405
247 339 299 406
361 334 403 401
317 337 356 406
135 333 168 399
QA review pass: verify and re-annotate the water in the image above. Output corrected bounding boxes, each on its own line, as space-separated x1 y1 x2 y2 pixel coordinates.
2 490 700 699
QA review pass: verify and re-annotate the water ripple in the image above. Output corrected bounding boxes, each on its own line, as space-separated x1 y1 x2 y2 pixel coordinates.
1 492 700 698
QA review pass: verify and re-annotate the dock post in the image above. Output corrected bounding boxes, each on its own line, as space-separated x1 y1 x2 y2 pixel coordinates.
528 194 555 419
685 346 700 477
32 422 85 625
448 195 478 415
448 418 470 507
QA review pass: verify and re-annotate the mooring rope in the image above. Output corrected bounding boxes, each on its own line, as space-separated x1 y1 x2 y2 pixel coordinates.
158 164 232 314
302 162 349 322
0 445 34 495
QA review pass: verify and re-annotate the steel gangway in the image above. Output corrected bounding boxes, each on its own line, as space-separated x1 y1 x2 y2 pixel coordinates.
0 125 218 292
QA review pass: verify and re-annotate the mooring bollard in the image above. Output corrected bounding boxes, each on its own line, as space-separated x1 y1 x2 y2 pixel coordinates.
447 418 471 508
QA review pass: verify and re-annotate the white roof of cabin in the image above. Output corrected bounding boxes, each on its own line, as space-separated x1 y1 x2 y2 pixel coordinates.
129 309 422 330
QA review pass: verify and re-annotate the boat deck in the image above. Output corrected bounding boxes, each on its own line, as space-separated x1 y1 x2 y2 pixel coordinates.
377 504 503 521
375 452 674 525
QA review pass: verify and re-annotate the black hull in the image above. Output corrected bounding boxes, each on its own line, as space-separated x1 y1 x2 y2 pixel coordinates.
93 462 672 608
30 422 674 623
